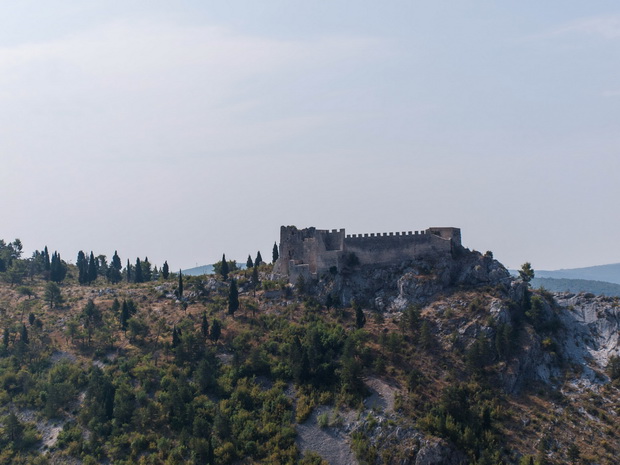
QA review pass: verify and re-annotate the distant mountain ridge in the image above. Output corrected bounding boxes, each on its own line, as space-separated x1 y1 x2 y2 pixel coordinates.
531 277 620 297
535 262 620 285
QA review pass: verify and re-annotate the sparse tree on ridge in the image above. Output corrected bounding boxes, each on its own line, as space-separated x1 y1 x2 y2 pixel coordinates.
77 251 88 284
162 260 170 279
255 251 262 267
142 257 152 282
126 259 132 282
220 254 229 280
246 255 253 269
50 251 67 283
134 258 143 283
88 251 98 284
107 251 122 283
519 262 535 284
178 270 184 298
272 242 279 263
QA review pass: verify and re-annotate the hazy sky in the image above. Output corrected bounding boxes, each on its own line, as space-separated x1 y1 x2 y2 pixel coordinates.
2 1 619 271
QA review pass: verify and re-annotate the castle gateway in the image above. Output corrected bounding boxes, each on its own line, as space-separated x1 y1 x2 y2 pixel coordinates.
273 226 462 282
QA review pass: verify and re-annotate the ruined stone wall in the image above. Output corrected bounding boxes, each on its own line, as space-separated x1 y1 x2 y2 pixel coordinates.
274 225 461 281
343 229 455 267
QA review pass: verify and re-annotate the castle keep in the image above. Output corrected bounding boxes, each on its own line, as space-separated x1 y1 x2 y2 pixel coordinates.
274 226 462 282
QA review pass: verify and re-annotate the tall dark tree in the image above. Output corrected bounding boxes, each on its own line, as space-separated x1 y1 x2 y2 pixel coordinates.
2 328 9 349
120 301 129 331
43 246 51 271
142 257 152 282
20 324 28 344
50 252 67 283
134 258 143 283
87 251 98 284
220 254 229 280
172 326 180 348
255 251 263 267
210 319 221 343
228 279 239 317
162 260 170 279
201 312 209 339
355 302 366 329
272 242 279 263
77 251 88 284
107 250 122 283
178 270 184 298
126 259 132 282
246 255 254 268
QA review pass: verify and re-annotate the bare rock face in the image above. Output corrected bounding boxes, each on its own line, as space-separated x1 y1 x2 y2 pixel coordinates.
320 248 511 309
414 439 467 465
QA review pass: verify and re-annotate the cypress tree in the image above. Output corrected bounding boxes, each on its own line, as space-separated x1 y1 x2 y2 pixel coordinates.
172 326 180 348
134 258 143 283
246 255 253 269
50 252 67 283
142 257 152 282
87 251 98 284
77 251 88 284
178 270 184 298
201 312 209 339
108 251 122 283
228 279 239 317
120 301 129 331
3 327 9 348
272 242 279 263
43 246 50 271
255 251 262 267
220 254 229 280
126 259 132 282
162 261 170 279
210 319 221 343
20 324 28 344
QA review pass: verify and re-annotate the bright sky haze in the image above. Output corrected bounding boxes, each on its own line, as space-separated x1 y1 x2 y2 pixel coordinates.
2 1 619 272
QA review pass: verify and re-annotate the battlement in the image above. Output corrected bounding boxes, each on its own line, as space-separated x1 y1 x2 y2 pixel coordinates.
274 225 462 280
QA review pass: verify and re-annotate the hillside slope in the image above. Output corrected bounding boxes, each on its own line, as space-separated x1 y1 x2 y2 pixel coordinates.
0 255 619 464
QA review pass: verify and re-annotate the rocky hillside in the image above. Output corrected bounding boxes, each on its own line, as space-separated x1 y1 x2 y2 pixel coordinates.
0 248 619 465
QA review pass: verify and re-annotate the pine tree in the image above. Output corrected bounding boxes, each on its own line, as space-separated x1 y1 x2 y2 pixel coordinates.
228 279 239 317
87 251 98 284
162 260 170 279
255 251 263 267
246 255 253 268
44 282 62 308
220 254 229 280
272 242 279 263
134 258 143 283
178 270 184 298
201 312 209 339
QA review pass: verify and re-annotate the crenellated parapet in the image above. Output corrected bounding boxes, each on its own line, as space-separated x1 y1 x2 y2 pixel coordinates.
274 225 462 281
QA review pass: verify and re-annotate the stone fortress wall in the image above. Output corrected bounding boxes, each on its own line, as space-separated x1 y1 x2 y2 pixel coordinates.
274 225 462 282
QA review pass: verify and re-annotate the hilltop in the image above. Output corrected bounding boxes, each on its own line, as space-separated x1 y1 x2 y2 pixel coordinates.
0 239 619 464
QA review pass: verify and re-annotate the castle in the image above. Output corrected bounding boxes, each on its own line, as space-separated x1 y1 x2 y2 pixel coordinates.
273 225 462 282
